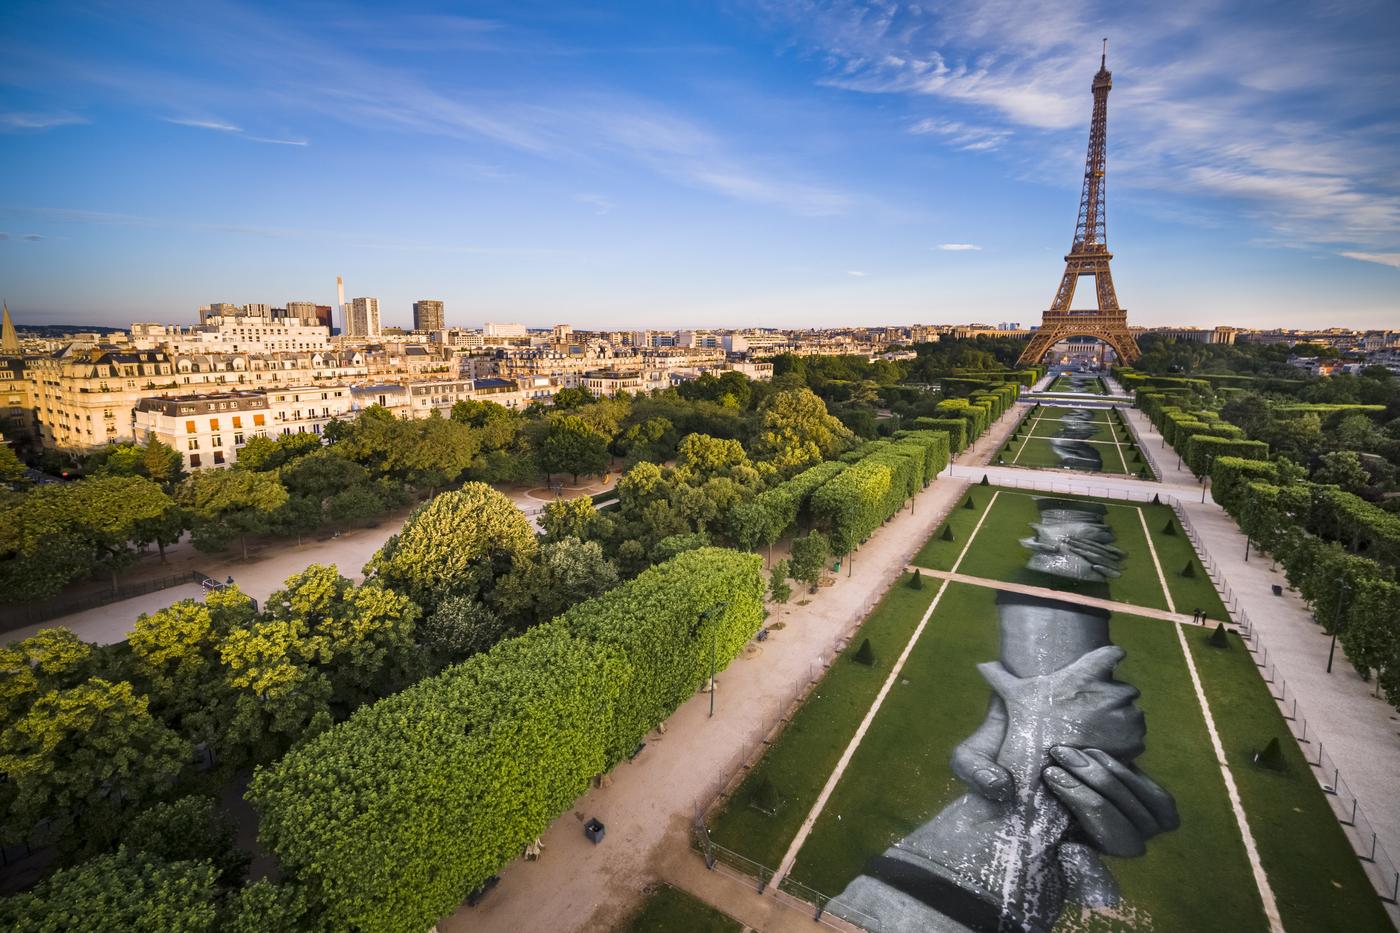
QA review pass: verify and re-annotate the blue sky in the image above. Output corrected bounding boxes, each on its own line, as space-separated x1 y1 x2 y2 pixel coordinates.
1 0 1398 331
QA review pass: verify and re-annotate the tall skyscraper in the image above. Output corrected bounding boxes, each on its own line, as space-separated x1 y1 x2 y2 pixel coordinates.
413 300 445 332
347 297 381 337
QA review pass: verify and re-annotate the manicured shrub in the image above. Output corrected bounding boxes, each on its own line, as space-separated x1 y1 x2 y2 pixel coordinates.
853 638 876 667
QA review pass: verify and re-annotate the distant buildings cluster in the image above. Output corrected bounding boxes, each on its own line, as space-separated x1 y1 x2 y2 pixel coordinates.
1 295 1396 473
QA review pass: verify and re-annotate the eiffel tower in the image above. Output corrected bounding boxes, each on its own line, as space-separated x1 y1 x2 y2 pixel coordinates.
1018 42 1140 366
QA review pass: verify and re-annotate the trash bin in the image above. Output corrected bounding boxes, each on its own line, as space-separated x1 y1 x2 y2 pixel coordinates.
1271 584 1283 596
584 818 605 844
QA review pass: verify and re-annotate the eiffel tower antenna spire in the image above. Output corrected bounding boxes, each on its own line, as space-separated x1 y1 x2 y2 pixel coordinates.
1017 48 1140 366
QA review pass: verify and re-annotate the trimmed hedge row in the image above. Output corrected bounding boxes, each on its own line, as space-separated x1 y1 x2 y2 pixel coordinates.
912 417 969 452
250 547 765 933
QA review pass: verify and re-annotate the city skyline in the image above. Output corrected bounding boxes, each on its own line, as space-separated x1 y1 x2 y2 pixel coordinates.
2 1 1399 330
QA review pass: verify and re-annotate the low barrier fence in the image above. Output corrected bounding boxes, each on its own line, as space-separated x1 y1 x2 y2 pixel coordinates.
1 569 212 632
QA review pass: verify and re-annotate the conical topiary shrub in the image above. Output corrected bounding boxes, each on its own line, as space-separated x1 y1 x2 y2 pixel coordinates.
1133 452 1142 463
853 638 876 666
1208 623 1230 649
964 496 976 510
1151 493 1161 505
941 525 955 541
1252 737 1287 772
980 474 990 486
1162 519 1176 536
1181 561 1196 578
910 569 924 590
751 775 781 813
1138 467 1150 479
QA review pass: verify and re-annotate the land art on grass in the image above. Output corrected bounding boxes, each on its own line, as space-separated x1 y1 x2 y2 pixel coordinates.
703 488 1389 932
1000 406 1144 476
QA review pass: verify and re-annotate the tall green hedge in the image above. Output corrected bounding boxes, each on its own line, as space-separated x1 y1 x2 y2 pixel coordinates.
1183 435 1269 477
250 547 764 933
912 417 969 452
1209 457 1277 516
810 459 893 555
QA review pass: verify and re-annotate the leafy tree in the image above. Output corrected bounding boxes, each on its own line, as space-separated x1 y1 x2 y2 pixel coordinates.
768 559 792 604
0 847 219 933
493 537 619 627
0 437 28 487
790 531 831 586
365 483 537 611
220 879 310 933
129 587 254 744
551 385 596 409
418 596 508 665
0 678 190 850
234 432 320 473
676 433 749 481
327 484 385 528
614 416 677 464
0 627 94 729
0 474 174 598
540 496 607 543
1314 450 1370 493
279 450 369 503
178 469 288 559
538 414 609 483
653 531 710 563
270 494 323 544
125 795 250 886
753 388 853 474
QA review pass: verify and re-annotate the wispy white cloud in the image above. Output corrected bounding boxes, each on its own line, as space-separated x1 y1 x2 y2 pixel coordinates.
935 243 982 251
1 111 87 131
1341 251 1400 269
909 117 1010 151
164 116 307 146
575 193 615 215
846 269 867 276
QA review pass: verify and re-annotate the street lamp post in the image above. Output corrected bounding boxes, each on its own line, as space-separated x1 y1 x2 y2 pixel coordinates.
1326 583 1350 674
700 602 729 718
1201 454 1214 504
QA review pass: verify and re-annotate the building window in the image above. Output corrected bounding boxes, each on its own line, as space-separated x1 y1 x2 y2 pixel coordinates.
186 420 197 434
189 454 201 468
211 435 223 447
235 432 244 445
213 451 225 465
188 438 199 450
210 418 220 431
232 416 242 428
253 413 265 426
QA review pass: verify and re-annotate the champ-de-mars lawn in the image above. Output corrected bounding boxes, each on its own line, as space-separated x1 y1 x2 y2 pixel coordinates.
705 487 1391 932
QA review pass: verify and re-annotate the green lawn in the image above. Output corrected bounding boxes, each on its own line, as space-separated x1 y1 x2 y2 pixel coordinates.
706 574 937 868
1189 629 1394 932
621 883 741 933
787 584 1272 933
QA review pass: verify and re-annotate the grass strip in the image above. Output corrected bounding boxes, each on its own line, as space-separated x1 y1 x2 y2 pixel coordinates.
1189 628 1394 932
706 574 938 868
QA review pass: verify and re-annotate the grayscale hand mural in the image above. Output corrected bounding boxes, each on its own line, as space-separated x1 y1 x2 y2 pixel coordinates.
830 499 1177 932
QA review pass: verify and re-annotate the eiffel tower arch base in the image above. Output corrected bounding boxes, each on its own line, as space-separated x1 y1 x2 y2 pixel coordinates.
1017 310 1141 366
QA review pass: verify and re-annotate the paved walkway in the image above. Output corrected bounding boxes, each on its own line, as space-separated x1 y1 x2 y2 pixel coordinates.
1122 406 1400 900
445 405 1028 933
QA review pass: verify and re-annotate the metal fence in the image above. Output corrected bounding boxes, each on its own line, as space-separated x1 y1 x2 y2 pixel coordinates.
1 569 211 632
1169 498 1400 905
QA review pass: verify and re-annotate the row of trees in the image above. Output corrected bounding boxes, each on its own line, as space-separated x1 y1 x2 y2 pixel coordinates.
250 547 765 933
1131 377 1400 709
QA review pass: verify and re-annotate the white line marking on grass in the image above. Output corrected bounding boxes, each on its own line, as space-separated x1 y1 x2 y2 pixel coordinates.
1173 621 1285 933
1010 412 1042 464
770 491 1003 889
1136 506 1176 614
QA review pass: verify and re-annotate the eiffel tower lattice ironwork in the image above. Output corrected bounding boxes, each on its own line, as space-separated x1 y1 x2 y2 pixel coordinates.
1018 42 1140 365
